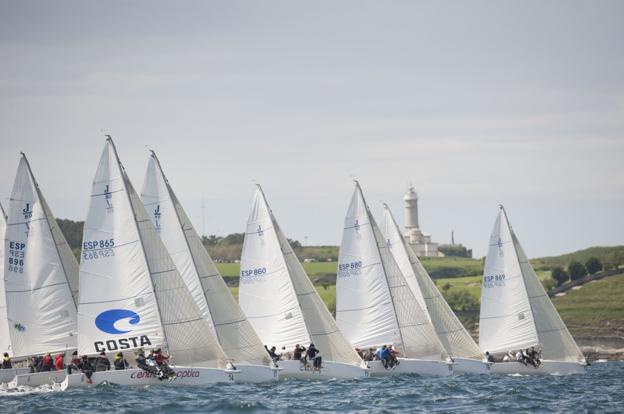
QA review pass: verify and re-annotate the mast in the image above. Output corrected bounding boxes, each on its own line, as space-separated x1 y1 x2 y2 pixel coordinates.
107 137 170 355
19 153 78 308
354 181 406 353
500 205 539 347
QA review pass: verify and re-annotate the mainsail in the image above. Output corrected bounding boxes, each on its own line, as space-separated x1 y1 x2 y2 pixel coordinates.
239 185 361 365
381 205 484 360
480 206 584 362
336 182 448 361
78 138 226 367
3 154 78 357
141 151 268 366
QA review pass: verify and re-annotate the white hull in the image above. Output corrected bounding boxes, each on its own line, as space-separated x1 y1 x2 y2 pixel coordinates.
8 370 66 388
0 367 31 384
453 358 491 374
277 360 368 380
60 367 238 390
232 363 279 383
490 360 586 375
367 358 453 377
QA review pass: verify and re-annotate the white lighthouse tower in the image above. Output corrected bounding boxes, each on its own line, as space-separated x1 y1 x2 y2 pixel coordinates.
403 185 439 257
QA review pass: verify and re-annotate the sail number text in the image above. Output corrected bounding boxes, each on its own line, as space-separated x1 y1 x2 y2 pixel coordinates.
7 241 26 274
82 238 116 260
240 267 267 283
483 273 506 288
338 261 362 277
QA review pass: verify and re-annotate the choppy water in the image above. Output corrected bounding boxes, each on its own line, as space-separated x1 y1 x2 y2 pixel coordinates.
1 361 622 413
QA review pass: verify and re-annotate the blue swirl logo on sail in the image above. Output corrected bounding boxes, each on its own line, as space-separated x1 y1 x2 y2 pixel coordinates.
95 309 140 335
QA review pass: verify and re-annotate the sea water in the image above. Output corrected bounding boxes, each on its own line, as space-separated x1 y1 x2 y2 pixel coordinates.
1 361 622 413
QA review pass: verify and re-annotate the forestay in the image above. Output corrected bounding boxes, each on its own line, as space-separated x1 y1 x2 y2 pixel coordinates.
381 205 483 360
78 138 226 367
141 152 268 366
0 203 12 356
337 182 448 361
3 155 78 357
479 207 538 355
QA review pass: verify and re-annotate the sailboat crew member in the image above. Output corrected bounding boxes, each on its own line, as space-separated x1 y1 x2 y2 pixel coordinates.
1 353 11 369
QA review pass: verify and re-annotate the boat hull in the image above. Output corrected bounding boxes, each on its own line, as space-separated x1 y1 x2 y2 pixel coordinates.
453 358 491 374
8 370 67 388
232 363 279 382
367 358 453 377
60 367 238 390
490 360 586 375
277 360 368 380
0 367 31 384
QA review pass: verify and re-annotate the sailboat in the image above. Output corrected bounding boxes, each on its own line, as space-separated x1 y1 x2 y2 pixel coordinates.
479 206 586 375
381 204 490 374
140 151 277 382
62 137 239 389
3 154 79 387
0 202 32 384
239 185 368 380
336 182 453 376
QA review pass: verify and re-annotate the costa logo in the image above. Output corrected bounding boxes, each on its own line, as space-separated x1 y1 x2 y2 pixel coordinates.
95 309 140 334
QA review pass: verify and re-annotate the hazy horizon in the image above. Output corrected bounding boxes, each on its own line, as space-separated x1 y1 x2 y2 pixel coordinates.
1 1 623 257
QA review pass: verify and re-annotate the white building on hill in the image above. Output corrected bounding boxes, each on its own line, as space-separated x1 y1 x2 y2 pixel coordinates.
403 185 441 257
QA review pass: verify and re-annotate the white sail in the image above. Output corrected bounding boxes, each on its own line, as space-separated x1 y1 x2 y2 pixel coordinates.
78 138 226 367
3 155 78 357
0 203 11 356
337 182 447 361
141 152 268 366
239 187 310 350
240 186 361 365
479 207 539 355
511 218 585 363
381 205 484 360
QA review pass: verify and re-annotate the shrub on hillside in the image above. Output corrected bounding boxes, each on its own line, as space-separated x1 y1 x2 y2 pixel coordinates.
568 261 588 281
540 277 557 292
443 290 479 312
585 257 603 275
551 267 569 287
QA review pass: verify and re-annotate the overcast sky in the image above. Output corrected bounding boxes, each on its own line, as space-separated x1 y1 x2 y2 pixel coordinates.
1 0 622 258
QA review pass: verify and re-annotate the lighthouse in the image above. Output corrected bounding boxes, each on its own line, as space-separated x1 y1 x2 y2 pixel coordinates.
404 185 419 230
402 185 439 257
